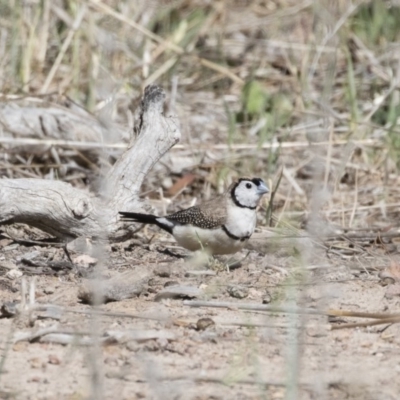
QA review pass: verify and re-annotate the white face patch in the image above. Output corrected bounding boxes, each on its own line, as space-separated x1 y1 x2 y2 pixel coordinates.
232 179 265 209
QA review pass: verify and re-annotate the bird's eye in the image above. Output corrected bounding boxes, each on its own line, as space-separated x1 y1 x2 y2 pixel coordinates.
246 183 252 189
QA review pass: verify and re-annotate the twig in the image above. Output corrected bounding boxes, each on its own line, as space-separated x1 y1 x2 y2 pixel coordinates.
185 270 216 276
328 310 400 319
13 326 60 343
156 374 310 388
282 167 305 196
0 137 381 150
266 168 283 227
184 300 327 316
184 300 400 320
332 316 400 330
12 303 169 322
349 168 358 228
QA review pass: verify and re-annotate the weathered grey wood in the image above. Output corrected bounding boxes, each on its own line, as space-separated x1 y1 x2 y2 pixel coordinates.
0 179 103 238
0 99 127 148
103 85 180 213
0 85 181 240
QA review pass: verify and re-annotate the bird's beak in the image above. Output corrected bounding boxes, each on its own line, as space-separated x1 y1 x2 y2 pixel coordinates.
257 181 269 195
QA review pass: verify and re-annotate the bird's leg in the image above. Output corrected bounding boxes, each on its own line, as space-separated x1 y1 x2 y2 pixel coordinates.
225 251 251 272
192 233 223 270
206 251 251 272
186 249 213 269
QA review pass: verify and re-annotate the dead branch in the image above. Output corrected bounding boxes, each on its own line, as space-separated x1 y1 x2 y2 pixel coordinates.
0 85 180 240
331 316 400 330
184 300 400 320
184 300 328 316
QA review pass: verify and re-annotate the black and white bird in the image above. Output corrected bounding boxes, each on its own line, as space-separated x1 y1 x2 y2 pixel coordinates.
119 177 269 255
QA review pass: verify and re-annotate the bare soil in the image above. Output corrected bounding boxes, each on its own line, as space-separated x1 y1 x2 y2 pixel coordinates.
1 229 400 400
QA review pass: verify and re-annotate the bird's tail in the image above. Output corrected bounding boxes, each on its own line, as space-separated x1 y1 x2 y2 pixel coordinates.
119 212 173 234
119 212 158 225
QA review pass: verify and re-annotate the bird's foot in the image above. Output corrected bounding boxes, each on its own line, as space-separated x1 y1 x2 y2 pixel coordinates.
207 257 227 272
207 257 242 272
224 251 251 271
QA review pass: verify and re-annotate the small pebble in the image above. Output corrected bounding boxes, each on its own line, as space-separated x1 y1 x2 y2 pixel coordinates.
28 376 42 383
227 285 249 299
154 265 171 277
262 291 272 304
1 301 19 317
29 357 42 369
6 269 23 280
43 287 55 295
164 281 179 287
162 176 173 190
196 317 215 331
380 277 395 286
73 254 97 268
48 355 61 365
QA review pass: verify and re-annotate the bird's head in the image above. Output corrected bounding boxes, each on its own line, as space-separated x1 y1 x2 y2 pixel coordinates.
229 177 269 209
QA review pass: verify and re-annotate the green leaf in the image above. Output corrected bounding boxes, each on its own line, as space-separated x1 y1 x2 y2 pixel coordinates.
242 80 268 115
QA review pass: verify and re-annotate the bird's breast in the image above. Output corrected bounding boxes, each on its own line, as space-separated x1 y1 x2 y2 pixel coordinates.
225 206 257 238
